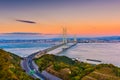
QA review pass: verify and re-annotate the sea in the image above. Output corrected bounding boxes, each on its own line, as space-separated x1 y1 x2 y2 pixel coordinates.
59 43 120 67
0 34 120 67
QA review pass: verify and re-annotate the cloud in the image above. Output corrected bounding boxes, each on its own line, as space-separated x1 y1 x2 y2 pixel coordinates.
16 19 36 24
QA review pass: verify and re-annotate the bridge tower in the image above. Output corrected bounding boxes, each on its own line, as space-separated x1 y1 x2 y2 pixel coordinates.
62 27 67 44
74 35 77 43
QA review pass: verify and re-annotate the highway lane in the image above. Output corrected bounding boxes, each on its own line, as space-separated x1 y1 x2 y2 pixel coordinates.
21 53 46 80
21 43 76 80
21 45 63 80
28 54 46 79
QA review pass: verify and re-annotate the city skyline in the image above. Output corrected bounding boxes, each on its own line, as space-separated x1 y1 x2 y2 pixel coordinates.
0 0 120 36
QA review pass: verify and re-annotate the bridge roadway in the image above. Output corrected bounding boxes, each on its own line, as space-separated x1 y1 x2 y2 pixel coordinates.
21 43 77 80
47 43 77 55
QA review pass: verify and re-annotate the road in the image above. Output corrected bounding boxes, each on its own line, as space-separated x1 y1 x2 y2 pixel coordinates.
21 52 46 80
21 43 77 80
21 43 65 80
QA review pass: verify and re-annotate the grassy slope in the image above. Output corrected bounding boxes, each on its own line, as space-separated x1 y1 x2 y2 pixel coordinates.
0 49 33 80
35 54 95 80
35 54 120 80
82 64 120 80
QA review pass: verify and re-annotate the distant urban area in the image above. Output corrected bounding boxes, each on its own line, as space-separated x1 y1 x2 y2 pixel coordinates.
0 36 120 43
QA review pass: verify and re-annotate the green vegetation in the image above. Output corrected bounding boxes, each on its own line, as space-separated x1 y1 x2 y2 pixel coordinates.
35 54 94 80
82 64 120 80
35 54 120 80
0 49 33 80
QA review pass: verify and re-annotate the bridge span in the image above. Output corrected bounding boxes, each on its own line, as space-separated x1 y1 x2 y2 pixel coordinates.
21 42 77 80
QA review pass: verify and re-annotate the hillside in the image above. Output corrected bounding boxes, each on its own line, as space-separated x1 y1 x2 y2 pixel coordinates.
0 49 33 80
35 54 120 80
82 64 120 80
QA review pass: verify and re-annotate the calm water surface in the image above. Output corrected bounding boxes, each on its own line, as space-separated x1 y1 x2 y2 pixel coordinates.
0 42 53 57
0 42 120 67
59 43 120 67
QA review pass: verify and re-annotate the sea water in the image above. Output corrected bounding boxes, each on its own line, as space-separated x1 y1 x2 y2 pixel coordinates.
0 42 120 67
0 34 120 66
0 42 53 57
59 43 120 67
0 34 58 57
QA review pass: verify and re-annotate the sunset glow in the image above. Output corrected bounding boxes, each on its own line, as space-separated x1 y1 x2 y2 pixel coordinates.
0 0 120 36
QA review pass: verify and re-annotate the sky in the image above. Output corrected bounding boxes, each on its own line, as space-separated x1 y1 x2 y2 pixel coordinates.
0 0 120 36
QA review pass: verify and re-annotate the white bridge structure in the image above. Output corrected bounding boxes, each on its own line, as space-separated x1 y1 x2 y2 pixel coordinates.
35 28 77 58
21 28 78 80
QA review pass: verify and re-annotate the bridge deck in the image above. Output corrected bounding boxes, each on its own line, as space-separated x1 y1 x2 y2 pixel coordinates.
21 42 77 80
47 43 75 54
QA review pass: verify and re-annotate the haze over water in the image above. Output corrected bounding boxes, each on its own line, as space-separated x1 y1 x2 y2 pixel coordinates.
0 34 120 67
0 42 120 66
0 43 52 57
0 34 58 57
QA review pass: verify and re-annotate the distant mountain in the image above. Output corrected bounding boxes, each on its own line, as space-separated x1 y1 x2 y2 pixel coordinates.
2 32 42 35
95 36 120 40
77 36 120 40
0 32 61 40
0 32 120 42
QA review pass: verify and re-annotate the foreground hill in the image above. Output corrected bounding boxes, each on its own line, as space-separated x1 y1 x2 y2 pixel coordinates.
82 64 120 80
35 54 120 80
0 49 33 80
